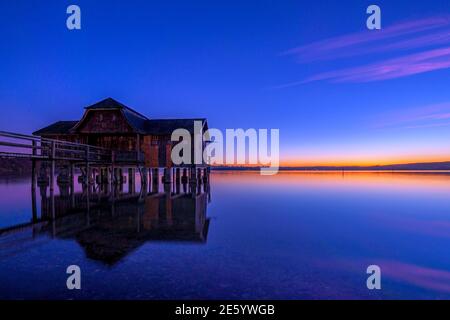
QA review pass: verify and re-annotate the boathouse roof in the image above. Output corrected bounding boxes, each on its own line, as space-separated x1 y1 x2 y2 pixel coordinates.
33 98 208 136
33 120 78 135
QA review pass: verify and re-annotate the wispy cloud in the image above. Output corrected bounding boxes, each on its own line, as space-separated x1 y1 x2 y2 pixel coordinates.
382 261 450 293
374 101 450 129
283 16 450 62
278 15 450 85
303 46 450 83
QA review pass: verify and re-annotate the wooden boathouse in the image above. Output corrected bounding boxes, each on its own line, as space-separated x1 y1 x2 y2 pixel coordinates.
33 97 208 168
29 97 210 194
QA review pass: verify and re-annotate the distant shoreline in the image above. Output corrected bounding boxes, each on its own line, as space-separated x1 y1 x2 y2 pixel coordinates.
211 168 450 172
212 161 450 172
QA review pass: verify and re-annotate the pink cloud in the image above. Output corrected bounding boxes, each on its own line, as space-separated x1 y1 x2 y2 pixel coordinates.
277 47 450 86
402 121 450 129
382 261 450 293
277 15 450 86
374 101 450 129
283 16 450 62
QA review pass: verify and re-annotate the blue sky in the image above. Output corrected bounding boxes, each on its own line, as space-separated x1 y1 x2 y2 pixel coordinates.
1 0 450 165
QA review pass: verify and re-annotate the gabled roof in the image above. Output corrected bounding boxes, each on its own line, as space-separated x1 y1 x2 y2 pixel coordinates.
86 97 149 119
33 121 78 135
76 97 150 133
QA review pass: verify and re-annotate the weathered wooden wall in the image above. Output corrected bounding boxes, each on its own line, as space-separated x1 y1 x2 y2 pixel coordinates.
142 135 173 167
89 135 137 151
77 110 133 133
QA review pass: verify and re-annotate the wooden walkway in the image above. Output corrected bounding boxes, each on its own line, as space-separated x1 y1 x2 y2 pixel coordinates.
0 131 111 162
0 131 144 164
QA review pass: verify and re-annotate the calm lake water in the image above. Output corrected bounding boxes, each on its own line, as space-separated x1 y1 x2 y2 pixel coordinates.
1 171 450 299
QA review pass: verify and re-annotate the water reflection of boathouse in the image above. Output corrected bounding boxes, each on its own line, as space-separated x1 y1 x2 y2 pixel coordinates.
3 169 212 265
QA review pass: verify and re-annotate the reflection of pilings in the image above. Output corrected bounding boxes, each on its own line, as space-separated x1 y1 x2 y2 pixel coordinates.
22 165 212 237
29 161 211 226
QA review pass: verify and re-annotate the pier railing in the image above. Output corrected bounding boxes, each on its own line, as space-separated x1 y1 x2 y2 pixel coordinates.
0 131 150 165
0 131 112 163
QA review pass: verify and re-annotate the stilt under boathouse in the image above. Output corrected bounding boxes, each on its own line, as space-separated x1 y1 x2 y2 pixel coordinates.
31 97 210 201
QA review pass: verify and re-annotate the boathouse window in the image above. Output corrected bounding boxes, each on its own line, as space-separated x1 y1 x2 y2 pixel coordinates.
99 114 103 121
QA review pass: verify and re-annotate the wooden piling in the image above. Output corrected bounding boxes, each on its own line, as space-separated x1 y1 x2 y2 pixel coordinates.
152 168 159 193
128 168 135 193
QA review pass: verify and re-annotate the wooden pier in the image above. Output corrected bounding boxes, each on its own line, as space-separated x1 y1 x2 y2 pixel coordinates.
0 130 209 177
0 130 210 220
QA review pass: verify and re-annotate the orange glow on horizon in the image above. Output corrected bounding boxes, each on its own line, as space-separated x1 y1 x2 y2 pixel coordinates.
280 154 450 167
211 155 450 167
